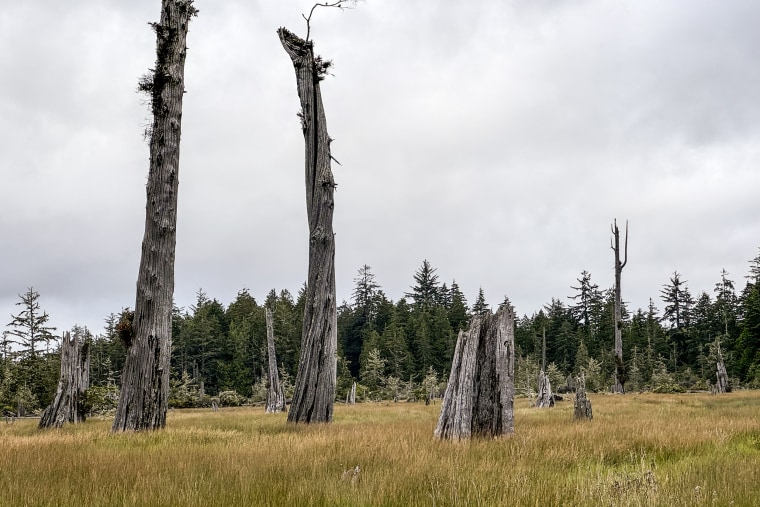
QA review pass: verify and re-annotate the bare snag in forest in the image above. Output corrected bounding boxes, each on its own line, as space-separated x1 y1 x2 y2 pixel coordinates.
39 331 90 428
112 0 197 432
434 304 515 441
611 219 628 394
535 326 553 408
265 308 286 413
715 342 730 394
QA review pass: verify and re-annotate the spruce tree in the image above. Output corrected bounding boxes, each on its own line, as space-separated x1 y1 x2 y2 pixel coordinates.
6 287 57 359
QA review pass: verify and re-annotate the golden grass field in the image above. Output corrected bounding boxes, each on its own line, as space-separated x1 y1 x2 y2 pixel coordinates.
1 391 759 506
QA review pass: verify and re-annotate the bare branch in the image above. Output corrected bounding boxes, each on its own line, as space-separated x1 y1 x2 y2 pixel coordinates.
303 1 357 42
621 220 629 269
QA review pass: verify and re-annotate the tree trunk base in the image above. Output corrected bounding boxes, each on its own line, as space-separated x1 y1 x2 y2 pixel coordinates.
434 304 515 440
574 375 593 420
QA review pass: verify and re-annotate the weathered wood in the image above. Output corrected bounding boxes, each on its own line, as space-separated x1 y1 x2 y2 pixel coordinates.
278 27 338 424
574 374 593 420
39 331 90 428
535 369 554 408
348 382 356 404
434 304 515 441
112 0 197 432
715 345 730 394
611 219 628 394
265 308 286 413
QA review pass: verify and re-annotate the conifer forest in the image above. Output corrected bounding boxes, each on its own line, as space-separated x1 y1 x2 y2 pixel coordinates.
3 250 760 415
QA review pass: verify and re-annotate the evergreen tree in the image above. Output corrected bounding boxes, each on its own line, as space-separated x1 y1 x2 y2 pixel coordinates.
6 287 57 359
406 259 441 310
660 272 693 368
568 271 601 329
447 281 469 332
471 287 489 315
352 264 380 324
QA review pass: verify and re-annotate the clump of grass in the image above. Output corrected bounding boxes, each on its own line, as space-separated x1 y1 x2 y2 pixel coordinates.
2 392 759 505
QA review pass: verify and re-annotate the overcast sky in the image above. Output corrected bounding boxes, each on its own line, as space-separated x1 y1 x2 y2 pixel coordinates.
2 0 759 337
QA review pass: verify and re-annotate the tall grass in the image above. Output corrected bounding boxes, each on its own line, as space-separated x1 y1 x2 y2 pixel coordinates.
2 391 759 506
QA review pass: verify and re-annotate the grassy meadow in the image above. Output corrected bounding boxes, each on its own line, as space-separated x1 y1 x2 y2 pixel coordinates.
2 391 759 506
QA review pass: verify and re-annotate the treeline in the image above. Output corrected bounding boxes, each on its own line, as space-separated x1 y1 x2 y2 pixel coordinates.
2 250 760 414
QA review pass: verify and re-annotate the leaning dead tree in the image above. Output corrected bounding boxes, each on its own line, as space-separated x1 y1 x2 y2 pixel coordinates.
39 331 90 428
279 4 353 423
611 219 628 394
265 308 286 413
112 0 197 432
574 374 593 420
434 304 515 441
535 326 553 408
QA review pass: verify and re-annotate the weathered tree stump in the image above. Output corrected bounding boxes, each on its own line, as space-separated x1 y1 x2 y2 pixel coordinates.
278 27 338 424
715 348 730 394
39 331 90 428
434 304 515 441
347 382 356 405
265 308 286 413
574 375 593 420
535 369 554 408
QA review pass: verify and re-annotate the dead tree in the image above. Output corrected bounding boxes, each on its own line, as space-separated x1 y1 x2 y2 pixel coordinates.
715 343 730 394
39 331 90 428
434 304 515 441
536 370 554 409
265 308 286 413
347 382 356 404
574 374 593 420
611 219 628 394
112 0 197 432
278 26 340 424
535 326 554 408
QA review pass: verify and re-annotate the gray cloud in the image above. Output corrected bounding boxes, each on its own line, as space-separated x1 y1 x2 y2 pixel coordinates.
2 0 759 334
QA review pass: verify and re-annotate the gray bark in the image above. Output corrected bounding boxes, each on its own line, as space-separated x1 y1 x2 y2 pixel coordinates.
348 382 356 404
112 0 196 432
716 345 729 394
574 374 593 420
39 331 90 428
434 304 515 441
278 27 338 424
536 369 554 408
611 219 628 394
265 308 286 413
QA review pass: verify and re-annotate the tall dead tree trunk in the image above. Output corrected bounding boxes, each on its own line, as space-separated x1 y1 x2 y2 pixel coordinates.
434 304 515 441
112 0 197 432
265 308 286 413
39 331 90 428
535 326 553 408
715 343 729 394
278 27 338 424
611 219 628 394
574 374 593 420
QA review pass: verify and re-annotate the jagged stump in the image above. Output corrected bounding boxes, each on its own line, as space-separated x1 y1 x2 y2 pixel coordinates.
574 374 593 420
39 331 90 428
434 304 515 441
536 369 554 408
